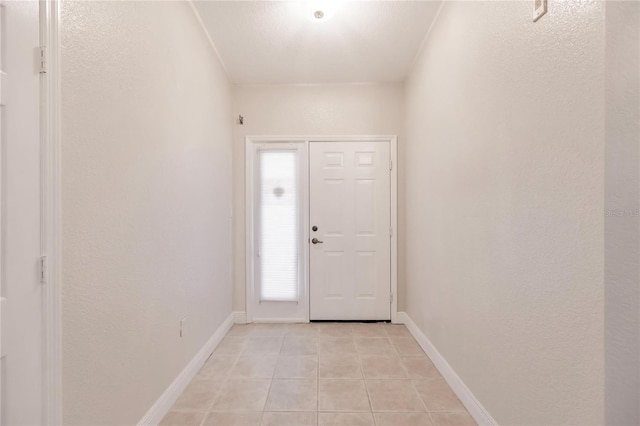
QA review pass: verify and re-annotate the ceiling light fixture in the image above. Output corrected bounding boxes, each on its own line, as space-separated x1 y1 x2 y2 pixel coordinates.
305 0 339 22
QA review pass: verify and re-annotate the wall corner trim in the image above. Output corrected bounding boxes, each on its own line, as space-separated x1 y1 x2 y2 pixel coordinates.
232 311 247 324
137 312 235 426
407 0 445 76
187 0 232 81
396 312 498 426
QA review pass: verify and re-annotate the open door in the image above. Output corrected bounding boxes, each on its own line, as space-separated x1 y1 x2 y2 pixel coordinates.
1 1 45 423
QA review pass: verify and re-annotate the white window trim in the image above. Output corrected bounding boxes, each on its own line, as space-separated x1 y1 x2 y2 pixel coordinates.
246 139 309 322
245 135 399 324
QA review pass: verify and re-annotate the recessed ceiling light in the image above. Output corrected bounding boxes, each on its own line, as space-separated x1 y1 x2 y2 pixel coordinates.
314 10 325 20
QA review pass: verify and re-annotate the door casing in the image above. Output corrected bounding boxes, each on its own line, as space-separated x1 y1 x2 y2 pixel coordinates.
244 135 398 324
0 1 61 424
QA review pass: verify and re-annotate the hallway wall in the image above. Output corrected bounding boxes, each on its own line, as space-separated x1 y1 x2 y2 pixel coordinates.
231 84 404 314
60 2 233 424
605 1 640 424
403 1 605 424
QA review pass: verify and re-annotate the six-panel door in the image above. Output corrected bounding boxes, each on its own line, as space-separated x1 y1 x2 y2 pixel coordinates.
309 141 391 320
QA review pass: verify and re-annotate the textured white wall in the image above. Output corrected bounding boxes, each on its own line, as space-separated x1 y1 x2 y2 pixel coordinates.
403 1 605 424
232 84 404 312
605 2 640 424
60 2 232 424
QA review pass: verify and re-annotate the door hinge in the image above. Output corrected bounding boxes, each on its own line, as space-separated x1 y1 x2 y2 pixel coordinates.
39 46 47 74
389 159 393 171
389 226 393 238
390 292 394 304
40 256 47 283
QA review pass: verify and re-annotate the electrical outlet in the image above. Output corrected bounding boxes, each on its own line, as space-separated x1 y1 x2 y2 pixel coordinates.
180 318 186 338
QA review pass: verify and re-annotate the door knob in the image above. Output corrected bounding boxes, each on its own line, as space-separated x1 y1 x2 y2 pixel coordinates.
311 238 323 244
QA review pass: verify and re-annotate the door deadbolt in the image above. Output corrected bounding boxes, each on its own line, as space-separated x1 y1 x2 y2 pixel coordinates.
312 226 318 232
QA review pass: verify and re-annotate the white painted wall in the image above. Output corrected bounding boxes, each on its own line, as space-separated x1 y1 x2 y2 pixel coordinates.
60 2 232 424
232 84 404 313
403 1 605 424
605 2 640 424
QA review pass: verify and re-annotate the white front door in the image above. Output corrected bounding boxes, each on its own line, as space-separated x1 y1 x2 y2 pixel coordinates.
309 141 391 320
1 1 44 424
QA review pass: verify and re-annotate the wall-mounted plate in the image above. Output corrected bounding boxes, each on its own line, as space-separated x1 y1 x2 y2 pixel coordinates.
533 0 547 22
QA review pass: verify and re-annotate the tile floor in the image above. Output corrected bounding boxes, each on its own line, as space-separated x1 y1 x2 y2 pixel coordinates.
161 323 476 426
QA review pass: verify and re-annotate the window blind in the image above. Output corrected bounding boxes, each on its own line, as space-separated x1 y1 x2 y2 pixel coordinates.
258 149 299 302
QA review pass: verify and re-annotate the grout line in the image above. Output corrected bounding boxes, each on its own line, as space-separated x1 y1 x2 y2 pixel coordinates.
316 332 320 414
410 376 430 414
427 411 437 426
261 332 285 412
355 332 375 418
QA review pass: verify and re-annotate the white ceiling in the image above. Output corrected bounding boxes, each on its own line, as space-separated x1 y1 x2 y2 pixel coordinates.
193 1 442 84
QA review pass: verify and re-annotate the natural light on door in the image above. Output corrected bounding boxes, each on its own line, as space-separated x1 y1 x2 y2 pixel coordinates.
258 149 300 301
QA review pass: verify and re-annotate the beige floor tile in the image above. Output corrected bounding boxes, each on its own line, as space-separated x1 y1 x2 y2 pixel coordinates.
243 336 283 355
251 324 287 337
360 355 407 379
319 354 362 379
265 379 317 411
214 337 247 356
227 325 255 337
281 336 318 355
229 355 278 379
202 412 262 426
274 355 318 379
319 323 353 338
318 412 374 425
352 323 386 338
413 379 466 412
160 410 206 426
286 324 320 337
197 355 238 380
429 411 476 426
168 323 475 426
401 357 440 379
319 337 357 355
366 379 426 412
374 412 434 426
318 379 370 412
391 338 425 357
211 379 271 412
261 411 317 426
382 324 413 338
170 324 476 426
172 379 218 411
355 338 396 356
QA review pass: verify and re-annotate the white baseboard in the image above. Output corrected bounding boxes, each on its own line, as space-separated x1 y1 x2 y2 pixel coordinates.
396 312 498 426
138 312 235 426
232 311 247 324
396 311 410 325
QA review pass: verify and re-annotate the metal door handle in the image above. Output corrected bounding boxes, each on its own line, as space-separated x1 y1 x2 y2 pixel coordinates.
312 238 323 244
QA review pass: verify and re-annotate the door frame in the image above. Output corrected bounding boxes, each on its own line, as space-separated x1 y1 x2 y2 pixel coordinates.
245 135 398 324
0 1 61 423
40 1 62 424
